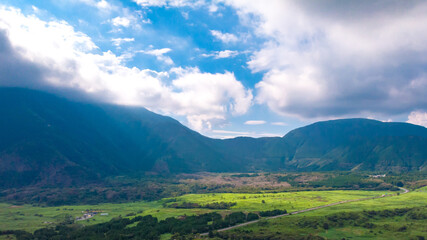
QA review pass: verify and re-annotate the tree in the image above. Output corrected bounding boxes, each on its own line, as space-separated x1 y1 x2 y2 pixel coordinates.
323 222 329 230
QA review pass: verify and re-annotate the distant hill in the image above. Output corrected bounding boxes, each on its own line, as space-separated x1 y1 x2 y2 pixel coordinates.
0 88 426 187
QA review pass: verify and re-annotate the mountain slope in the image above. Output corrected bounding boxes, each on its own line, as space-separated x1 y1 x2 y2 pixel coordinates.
0 88 234 186
1 88 426 187
281 118 427 171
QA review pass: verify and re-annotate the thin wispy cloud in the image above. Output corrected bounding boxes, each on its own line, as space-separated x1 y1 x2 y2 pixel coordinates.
201 50 239 59
139 48 174 65
271 122 287 126
111 37 135 47
244 120 266 125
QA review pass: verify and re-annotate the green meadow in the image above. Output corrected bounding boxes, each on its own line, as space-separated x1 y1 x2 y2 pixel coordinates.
164 190 389 212
221 187 427 239
0 190 388 233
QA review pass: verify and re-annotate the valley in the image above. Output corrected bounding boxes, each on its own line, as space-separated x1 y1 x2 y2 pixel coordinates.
2 0 427 238
0 172 426 239
0 88 426 239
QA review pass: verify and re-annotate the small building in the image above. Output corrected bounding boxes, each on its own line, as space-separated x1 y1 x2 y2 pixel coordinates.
369 174 386 178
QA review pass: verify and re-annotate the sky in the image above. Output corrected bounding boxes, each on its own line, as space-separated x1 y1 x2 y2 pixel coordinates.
1 0 427 138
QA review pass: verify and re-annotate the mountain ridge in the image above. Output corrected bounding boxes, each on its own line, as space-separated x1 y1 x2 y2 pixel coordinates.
1 88 426 187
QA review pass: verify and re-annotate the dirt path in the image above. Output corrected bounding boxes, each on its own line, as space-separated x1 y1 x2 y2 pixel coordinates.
200 187 409 236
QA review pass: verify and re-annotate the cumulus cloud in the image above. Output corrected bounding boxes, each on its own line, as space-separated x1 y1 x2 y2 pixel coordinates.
224 0 427 119
210 30 238 43
407 111 427 128
0 5 252 132
244 120 266 125
139 48 174 65
201 50 239 59
170 67 253 131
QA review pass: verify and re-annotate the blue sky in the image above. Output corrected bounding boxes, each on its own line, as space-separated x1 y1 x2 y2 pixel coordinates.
1 0 427 138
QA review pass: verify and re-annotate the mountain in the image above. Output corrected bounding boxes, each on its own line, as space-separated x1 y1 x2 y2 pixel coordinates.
0 88 426 187
0 88 233 187
280 118 427 172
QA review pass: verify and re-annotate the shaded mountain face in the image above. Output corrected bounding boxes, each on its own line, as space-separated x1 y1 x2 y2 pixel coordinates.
0 88 426 187
0 88 232 187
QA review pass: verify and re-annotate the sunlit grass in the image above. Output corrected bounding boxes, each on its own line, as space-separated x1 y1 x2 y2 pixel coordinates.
225 188 427 239
167 190 388 212
0 190 388 232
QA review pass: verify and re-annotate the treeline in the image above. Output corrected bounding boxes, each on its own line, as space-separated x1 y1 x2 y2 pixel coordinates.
293 207 427 230
168 201 237 209
277 173 400 191
259 209 287 217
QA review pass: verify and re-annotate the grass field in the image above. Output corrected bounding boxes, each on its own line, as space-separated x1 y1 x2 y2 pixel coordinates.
221 187 427 239
165 190 390 212
0 190 389 233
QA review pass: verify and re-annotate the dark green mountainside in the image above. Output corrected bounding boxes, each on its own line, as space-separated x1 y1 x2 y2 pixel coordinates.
281 119 427 172
0 88 426 187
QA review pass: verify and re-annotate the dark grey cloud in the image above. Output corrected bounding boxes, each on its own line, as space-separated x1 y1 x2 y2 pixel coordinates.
0 30 111 103
227 0 427 119
0 30 45 89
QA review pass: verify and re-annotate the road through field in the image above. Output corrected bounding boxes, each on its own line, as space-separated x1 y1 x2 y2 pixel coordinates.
200 187 409 236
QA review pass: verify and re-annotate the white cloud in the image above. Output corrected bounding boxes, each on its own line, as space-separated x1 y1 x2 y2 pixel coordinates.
140 48 174 65
0 5 252 132
133 0 205 8
210 129 280 139
224 0 427 119
244 120 266 125
210 30 238 43
181 11 189 19
77 0 112 11
407 111 427 127
111 16 131 27
170 67 253 131
201 50 238 59
271 121 287 126
212 129 250 135
96 0 110 9
111 37 134 47
76 1 146 30
216 50 238 59
31 5 39 13
208 4 218 12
